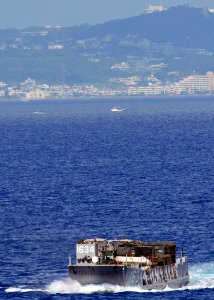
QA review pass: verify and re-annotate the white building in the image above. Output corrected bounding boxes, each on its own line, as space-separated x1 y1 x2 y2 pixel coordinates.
175 72 214 94
111 62 130 71
128 85 163 96
144 5 166 14
48 44 64 50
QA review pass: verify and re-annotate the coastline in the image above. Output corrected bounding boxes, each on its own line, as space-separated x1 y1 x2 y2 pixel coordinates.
0 94 214 103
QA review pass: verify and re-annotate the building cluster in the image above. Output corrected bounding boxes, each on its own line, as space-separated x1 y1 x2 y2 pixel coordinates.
1 72 214 100
143 4 214 15
127 72 214 96
1 78 121 100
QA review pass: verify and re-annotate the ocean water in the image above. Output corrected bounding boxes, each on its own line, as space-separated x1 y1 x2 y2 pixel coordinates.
0 97 213 300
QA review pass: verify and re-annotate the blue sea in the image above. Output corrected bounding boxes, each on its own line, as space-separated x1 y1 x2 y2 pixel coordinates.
0 97 213 300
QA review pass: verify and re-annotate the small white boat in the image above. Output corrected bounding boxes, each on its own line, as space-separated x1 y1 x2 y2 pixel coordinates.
110 107 126 112
33 110 45 115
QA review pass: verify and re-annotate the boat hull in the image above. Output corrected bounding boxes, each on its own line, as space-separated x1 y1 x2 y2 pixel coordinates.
68 264 189 290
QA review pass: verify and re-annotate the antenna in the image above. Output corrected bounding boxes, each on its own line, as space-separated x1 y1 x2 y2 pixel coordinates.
68 253 72 265
62 62 65 85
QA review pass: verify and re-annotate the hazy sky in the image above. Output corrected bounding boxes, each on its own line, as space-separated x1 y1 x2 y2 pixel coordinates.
0 0 213 29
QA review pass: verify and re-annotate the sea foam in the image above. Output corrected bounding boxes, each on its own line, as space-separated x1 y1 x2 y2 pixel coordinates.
5 262 214 294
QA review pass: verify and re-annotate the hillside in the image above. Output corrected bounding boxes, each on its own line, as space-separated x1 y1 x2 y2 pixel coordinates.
80 6 214 50
0 6 214 85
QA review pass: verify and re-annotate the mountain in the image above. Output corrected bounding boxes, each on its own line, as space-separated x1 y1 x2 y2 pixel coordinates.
0 6 214 85
78 6 214 50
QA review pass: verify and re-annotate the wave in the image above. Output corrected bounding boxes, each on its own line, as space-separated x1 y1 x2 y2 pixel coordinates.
186 262 214 291
5 287 42 293
5 262 214 294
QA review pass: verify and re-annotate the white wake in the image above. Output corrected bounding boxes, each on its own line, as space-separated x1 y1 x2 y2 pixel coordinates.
5 262 214 294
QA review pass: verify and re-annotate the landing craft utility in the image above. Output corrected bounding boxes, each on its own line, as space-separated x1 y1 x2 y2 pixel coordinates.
68 239 189 290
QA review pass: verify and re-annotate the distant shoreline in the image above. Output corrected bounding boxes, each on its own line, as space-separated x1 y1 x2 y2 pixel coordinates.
0 94 214 103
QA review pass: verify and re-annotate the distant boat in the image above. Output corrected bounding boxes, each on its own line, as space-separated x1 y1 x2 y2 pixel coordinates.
110 107 126 112
33 110 45 115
